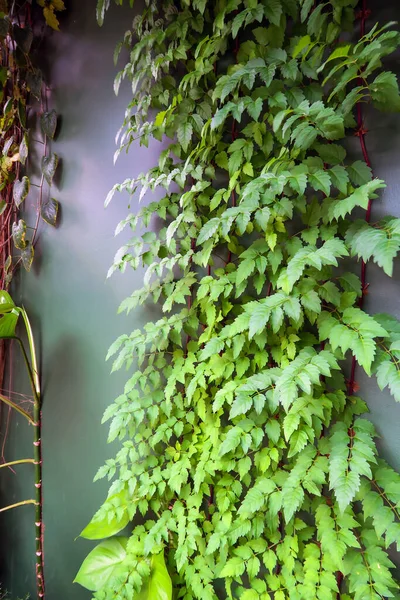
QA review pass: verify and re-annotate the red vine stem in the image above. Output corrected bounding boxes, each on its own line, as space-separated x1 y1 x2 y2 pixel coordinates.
347 0 372 397
226 34 239 265
338 4 371 596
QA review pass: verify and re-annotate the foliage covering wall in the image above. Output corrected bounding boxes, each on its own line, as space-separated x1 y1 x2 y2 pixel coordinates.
76 1 400 599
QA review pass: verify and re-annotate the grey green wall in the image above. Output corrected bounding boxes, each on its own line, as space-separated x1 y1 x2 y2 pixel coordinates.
0 1 155 597
0 0 400 598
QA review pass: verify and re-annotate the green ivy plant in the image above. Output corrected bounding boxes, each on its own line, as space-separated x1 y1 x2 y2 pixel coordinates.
77 1 400 599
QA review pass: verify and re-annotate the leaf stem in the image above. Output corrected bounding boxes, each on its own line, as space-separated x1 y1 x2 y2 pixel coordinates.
0 499 37 513
0 458 35 469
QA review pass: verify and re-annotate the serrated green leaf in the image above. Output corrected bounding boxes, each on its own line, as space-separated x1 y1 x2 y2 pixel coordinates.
177 121 193 152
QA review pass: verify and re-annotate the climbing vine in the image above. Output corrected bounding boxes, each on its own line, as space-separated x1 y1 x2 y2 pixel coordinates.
0 0 63 384
0 2 64 599
0 0 63 288
77 1 400 599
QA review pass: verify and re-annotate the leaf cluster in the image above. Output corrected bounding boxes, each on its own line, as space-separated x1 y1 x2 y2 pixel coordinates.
0 2 61 282
77 1 400 599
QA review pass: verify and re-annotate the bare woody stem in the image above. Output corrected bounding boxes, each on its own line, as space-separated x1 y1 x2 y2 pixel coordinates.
18 308 45 600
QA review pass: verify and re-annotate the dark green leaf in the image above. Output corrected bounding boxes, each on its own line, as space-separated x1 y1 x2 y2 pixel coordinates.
12 219 28 250
13 176 30 208
42 153 59 185
13 25 33 53
21 242 34 272
41 110 58 139
26 69 43 100
177 121 193 152
19 134 29 165
41 198 59 227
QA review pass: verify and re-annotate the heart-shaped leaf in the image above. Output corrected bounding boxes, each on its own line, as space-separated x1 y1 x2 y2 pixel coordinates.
4 255 11 274
0 312 19 339
74 537 128 592
18 99 26 128
19 133 29 165
80 491 130 540
2 136 13 156
21 242 34 272
13 176 30 208
3 98 13 116
26 69 43 100
42 153 59 185
0 291 15 314
41 198 59 227
41 110 57 139
13 25 33 53
138 553 172 600
0 17 10 39
12 219 28 250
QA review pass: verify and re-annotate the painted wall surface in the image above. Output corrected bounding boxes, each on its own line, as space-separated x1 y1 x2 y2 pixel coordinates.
0 1 157 597
0 0 399 598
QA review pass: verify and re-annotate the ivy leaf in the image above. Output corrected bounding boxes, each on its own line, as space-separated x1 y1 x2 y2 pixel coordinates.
96 0 111 26
329 420 377 512
329 180 386 220
13 24 33 53
12 219 28 250
43 1 66 31
26 69 43 100
292 35 312 58
370 71 400 111
231 10 247 39
264 0 282 26
19 134 29 166
41 198 59 227
74 537 128 591
329 165 349 194
324 44 352 65
41 109 58 139
291 123 317 150
13 176 30 208
248 303 271 338
220 556 245 578
219 428 242 456
197 218 219 245
247 97 263 121
21 242 34 272
347 161 372 186
177 121 193 152
308 170 331 196
42 153 59 185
